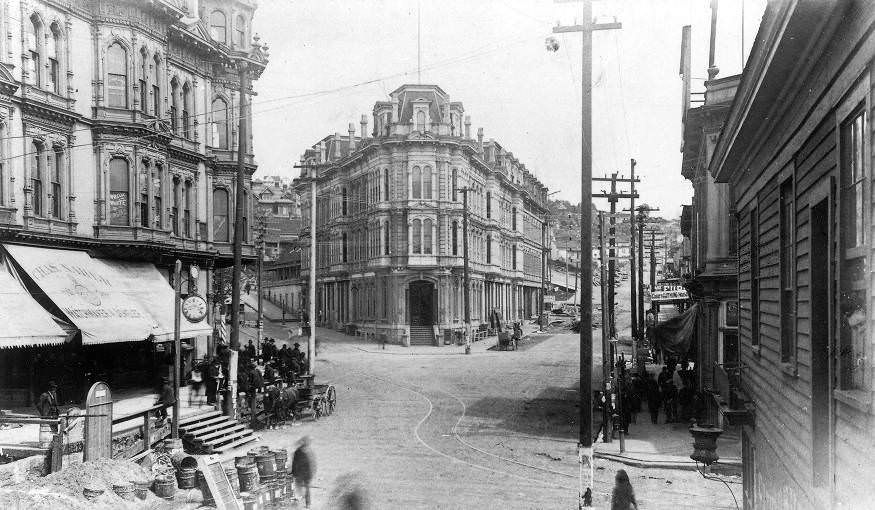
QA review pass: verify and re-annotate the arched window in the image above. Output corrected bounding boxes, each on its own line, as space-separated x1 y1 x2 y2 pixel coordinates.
383 220 390 255
184 180 192 237
108 158 129 225
31 142 43 216
452 168 458 201
423 219 433 254
213 188 229 241
139 48 148 112
171 177 180 235
151 55 160 117
342 187 348 216
139 161 149 227
486 235 492 263
452 221 458 255
50 150 62 219
416 110 426 131
512 244 517 270
383 168 389 201
236 15 246 48
342 232 348 262
212 97 229 148
106 43 128 107
210 10 227 44
152 163 162 229
411 166 421 199
512 207 517 230
423 166 432 199
170 77 179 134
486 191 491 218
412 219 422 254
48 23 61 94
182 82 191 137
27 15 41 87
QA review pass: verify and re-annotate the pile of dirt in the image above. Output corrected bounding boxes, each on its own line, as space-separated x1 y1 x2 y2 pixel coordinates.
0 457 178 510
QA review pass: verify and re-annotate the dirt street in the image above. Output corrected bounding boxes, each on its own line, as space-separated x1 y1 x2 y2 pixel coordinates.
253 324 738 509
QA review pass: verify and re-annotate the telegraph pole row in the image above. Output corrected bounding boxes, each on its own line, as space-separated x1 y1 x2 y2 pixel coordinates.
551 1 621 505
592 173 638 343
632 205 660 372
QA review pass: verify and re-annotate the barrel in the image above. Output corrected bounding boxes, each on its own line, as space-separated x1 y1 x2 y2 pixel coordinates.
131 480 150 501
196 470 214 506
177 467 197 489
113 482 135 501
225 466 240 495
237 463 260 493
172 452 198 470
240 491 259 510
255 453 276 477
153 476 177 500
38 424 53 448
236 455 255 468
272 449 288 471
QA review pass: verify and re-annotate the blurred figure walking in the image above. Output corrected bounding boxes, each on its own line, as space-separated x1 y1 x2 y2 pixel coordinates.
611 469 638 510
292 435 316 508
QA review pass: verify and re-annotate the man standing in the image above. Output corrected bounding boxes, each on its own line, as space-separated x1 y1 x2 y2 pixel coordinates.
156 377 175 424
292 436 316 509
37 381 60 432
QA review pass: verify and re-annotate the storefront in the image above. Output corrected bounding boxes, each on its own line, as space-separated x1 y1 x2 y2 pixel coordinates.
0 244 211 405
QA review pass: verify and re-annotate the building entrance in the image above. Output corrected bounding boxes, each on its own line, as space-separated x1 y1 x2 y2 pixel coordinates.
409 280 435 326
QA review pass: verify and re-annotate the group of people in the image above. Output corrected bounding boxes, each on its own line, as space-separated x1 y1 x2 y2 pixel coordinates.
643 359 703 425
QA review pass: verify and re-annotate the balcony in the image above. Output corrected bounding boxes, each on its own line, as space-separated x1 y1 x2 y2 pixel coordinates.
206 146 255 166
712 362 754 425
93 224 173 244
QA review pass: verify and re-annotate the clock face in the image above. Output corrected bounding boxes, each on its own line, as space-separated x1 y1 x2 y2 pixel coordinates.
182 295 208 323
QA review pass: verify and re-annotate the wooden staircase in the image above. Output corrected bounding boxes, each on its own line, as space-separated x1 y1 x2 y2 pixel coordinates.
179 410 258 454
409 326 435 346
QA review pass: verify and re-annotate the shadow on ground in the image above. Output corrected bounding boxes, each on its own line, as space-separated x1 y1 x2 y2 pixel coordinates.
462 380 603 440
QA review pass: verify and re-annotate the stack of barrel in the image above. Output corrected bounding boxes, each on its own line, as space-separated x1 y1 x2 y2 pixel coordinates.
273 448 290 503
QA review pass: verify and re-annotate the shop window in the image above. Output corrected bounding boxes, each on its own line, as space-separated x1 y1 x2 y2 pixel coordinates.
109 158 129 225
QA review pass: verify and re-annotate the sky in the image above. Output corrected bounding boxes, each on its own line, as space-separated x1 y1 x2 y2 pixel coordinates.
249 0 767 218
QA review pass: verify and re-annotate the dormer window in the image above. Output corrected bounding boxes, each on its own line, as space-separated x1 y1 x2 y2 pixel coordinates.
416 110 426 132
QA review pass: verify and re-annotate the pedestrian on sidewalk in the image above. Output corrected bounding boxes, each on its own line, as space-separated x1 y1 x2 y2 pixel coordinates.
292 435 316 509
645 373 661 424
611 469 638 510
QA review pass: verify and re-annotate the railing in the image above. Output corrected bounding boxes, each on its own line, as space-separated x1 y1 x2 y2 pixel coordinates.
111 402 172 458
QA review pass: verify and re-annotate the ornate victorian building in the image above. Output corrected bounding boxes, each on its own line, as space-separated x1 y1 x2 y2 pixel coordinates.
294 84 549 346
0 0 267 404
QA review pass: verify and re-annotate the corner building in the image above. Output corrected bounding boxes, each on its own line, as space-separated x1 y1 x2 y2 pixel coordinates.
0 0 267 405
294 84 549 345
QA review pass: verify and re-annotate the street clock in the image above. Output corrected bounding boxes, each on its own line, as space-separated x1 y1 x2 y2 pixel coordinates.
182 294 208 323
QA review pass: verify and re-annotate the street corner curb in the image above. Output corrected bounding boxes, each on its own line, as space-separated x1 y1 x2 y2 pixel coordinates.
593 451 743 475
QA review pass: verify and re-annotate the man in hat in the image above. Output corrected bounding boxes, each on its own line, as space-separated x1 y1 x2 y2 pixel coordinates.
292 436 316 508
37 381 60 432
291 342 305 364
156 377 175 424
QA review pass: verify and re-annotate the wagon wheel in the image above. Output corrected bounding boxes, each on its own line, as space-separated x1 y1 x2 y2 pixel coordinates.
326 386 337 415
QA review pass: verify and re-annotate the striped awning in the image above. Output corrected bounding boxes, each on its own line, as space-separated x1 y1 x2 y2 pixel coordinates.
0 255 70 348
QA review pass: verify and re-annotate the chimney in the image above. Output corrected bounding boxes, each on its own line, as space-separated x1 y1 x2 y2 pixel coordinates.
319 141 326 163
334 132 341 158
391 98 399 122
348 122 356 152
464 115 471 139
360 114 368 140
477 128 484 152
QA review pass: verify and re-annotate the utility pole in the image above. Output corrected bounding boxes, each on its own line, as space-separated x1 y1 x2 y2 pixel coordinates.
294 160 326 374
598 211 611 443
255 218 265 352
228 62 250 418
540 218 548 331
172 260 182 440
593 173 639 341
459 187 472 355
552 3 621 506
628 160 637 371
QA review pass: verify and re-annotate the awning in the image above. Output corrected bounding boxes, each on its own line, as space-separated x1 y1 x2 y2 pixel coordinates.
0 256 70 348
100 259 212 341
650 303 699 355
3 244 155 345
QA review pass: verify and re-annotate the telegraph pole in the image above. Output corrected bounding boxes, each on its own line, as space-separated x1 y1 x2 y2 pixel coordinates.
628 160 637 368
459 187 472 355
598 211 611 443
540 218 548 331
552 3 621 505
228 62 250 418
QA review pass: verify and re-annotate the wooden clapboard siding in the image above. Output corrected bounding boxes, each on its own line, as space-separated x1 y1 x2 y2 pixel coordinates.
723 2 875 507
